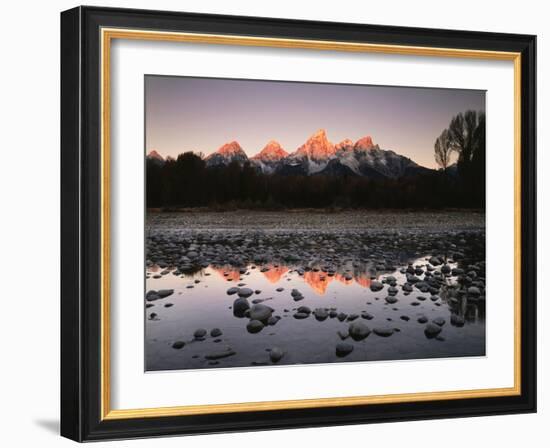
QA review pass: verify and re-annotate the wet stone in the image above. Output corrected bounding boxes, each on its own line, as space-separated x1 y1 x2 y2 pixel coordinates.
270 347 284 363
249 304 273 321
205 349 236 360
370 281 384 292
194 328 207 339
336 342 354 357
417 315 428 324
349 321 371 341
424 323 442 338
210 328 222 337
247 320 264 334
373 327 394 337
237 288 254 298
432 317 446 327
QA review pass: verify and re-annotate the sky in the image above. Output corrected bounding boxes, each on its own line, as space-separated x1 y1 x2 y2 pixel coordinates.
145 75 485 169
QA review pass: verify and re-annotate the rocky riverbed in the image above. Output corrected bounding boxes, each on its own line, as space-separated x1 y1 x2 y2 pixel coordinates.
145 210 486 371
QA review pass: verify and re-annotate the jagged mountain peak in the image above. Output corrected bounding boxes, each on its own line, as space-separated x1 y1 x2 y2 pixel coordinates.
205 140 248 167
147 149 164 161
335 139 355 152
252 140 288 161
294 129 336 160
354 136 377 151
216 140 245 156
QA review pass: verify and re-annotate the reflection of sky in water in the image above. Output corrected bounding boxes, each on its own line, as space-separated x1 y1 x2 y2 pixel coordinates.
145 256 485 372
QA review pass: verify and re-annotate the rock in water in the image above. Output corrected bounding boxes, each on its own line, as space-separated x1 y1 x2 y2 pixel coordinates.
237 287 254 298
194 328 207 339
172 341 185 349
349 321 371 341
210 328 222 337
432 317 446 327
370 281 384 292
336 342 354 357
249 304 273 321
226 287 239 295
205 349 236 360
373 327 394 337
233 297 250 317
247 320 264 333
297 306 311 315
424 323 442 338
313 308 329 321
270 347 284 363
385 296 398 304
157 289 174 298
145 290 160 302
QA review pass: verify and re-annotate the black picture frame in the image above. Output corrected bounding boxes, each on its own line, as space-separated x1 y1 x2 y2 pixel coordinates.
61 5 536 442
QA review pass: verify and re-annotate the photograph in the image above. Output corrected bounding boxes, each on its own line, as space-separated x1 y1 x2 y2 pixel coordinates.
144 76 487 371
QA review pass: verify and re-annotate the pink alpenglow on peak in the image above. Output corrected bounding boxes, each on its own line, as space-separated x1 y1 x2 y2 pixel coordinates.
215 140 246 156
294 129 336 160
252 140 289 161
354 136 378 151
147 149 164 162
205 140 249 167
335 139 355 152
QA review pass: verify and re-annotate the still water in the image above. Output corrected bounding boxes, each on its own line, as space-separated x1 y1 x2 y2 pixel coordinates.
145 255 485 371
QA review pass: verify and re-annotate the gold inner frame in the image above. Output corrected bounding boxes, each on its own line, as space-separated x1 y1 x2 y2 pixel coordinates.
100 27 522 420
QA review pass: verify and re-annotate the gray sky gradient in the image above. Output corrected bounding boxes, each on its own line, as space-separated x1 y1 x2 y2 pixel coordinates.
145 75 485 169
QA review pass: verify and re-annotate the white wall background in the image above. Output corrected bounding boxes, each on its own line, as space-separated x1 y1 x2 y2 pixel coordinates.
0 0 546 446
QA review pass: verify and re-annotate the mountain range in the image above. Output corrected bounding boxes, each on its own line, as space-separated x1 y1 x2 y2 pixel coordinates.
147 129 432 179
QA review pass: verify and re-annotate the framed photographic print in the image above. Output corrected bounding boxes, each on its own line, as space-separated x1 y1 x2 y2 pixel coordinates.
60 6 537 441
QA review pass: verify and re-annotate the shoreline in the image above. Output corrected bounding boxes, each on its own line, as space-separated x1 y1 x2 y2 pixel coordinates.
147 207 485 214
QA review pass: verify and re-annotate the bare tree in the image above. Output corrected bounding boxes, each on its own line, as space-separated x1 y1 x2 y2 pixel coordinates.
447 110 485 168
434 129 453 173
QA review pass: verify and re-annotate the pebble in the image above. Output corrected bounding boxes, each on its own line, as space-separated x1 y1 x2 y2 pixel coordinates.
336 342 354 357
247 320 264 333
424 323 443 338
237 287 254 298
270 347 284 363
249 304 273 321
194 328 207 339
233 297 250 316
205 349 236 360
373 327 394 337
349 321 371 340
370 281 384 292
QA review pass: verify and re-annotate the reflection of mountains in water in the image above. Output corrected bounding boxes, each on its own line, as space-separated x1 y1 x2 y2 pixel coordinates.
212 264 372 295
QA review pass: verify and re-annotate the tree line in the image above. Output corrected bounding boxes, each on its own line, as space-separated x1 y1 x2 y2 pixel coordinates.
147 110 485 210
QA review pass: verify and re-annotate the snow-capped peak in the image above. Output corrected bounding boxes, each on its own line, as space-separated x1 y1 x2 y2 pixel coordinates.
252 140 288 161
353 136 377 151
216 141 246 157
335 139 354 152
294 129 336 160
